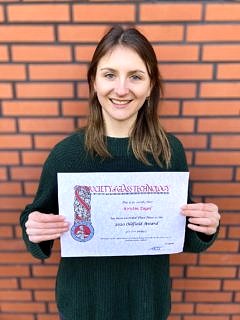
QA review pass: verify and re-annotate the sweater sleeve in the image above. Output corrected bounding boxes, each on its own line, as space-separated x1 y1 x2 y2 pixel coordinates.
169 134 219 253
19 150 59 260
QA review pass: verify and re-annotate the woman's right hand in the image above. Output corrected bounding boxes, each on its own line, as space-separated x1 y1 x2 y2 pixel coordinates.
25 211 69 243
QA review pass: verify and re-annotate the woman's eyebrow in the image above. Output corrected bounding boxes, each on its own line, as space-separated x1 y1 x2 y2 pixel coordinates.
100 67 146 74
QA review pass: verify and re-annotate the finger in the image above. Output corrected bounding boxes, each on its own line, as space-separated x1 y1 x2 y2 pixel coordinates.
181 203 218 212
187 223 217 235
30 211 66 223
26 225 69 236
181 209 219 220
28 233 63 243
26 220 69 229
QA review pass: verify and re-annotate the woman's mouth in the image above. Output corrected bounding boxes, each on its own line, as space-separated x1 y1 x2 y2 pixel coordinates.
110 98 132 106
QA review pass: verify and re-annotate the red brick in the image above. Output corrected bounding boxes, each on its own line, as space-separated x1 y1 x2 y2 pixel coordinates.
0 278 17 289
62 101 89 116
10 167 41 180
158 101 180 116
37 315 59 320
0 252 40 264
171 291 183 302
185 291 233 302
187 25 240 42
203 44 240 61
140 4 202 21
224 280 240 291
77 83 89 98
19 118 74 133
0 182 21 195
173 279 220 291
75 45 95 61
160 64 213 80
196 152 240 165
160 119 194 133
22 151 49 165
217 63 240 79
171 303 194 314
196 303 240 314
16 83 74 98
0 168 7 180
0 266 30 277
211 135 240 149
0 212 19 224
0 197 33 210
2 101 59 116
0 5 3 22
0 226 13 237
138 25 184 42
170 266 184 277
185 316 228 320
190 167 233 181
34 135 66 149
165 83 196 98
0 64 26 80
21 278 55 289
1 302 46 312
32 265 58 277
73 4 135 22
0 45 9 61
229 227 240 238
58 25 107 42
77 118 88 129
176 135 207 149
188 266 236 278
0 83 12 98
34 290 55 301
12 45 72 62
29 64 87 80
193 183 240 196
0 135 32 149
198 119 240 132
171 253 197 265
0 119 16 132
200 82 240 98
0 290 31 301
206 4 240 21
0 151 19 164
206 197 240 211
0 26 54 42
237 169 240 181
8 4 70 22
183 100 240 116
208 240 239 252
0 315 34 320
154 45 199 61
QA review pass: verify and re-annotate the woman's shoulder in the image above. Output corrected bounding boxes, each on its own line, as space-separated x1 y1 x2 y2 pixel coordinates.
52 129 85 152
166 133 184 152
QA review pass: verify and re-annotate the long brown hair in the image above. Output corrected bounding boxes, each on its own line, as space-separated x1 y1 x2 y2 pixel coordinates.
85 25 171 167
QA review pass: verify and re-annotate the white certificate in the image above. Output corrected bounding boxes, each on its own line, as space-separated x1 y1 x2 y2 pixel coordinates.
58 172 189 257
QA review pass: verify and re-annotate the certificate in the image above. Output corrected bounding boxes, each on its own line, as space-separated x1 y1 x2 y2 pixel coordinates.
58 172 189 257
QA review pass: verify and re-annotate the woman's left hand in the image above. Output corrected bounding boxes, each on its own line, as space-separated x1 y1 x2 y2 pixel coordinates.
181 203 220 235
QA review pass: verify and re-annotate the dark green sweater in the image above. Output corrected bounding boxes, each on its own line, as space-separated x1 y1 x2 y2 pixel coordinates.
20 132 217 320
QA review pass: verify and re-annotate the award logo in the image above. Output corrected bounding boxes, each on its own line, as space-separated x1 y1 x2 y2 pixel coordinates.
71 185 94 242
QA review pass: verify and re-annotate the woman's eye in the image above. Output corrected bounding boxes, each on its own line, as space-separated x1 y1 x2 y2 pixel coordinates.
131 74 142 81
104 73 115 79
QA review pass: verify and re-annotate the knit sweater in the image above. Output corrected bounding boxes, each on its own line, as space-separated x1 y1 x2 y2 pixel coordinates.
20 131 217 320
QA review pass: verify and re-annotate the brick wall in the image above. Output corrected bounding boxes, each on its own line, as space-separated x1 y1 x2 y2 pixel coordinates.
0 1 239 319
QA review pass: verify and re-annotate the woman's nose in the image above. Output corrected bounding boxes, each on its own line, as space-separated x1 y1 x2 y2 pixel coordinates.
114 79 129 96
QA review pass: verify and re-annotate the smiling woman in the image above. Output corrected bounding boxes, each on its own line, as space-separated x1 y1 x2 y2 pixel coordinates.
20 25 220 320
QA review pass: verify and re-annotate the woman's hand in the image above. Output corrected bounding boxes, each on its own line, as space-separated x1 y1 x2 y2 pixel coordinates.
25 211 69 243
181 203 220 235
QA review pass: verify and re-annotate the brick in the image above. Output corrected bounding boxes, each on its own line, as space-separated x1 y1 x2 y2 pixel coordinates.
185 291 233 302
32 265 58 277
75 45 95 61
77 117 88 129
0 151 19 164
10 167 41 180
0 45 9 61
176 135 207 149
0 266 30 277
0 290 31 301
171 303 194 314
160 119 194 133
158 101 180 116
12 45 72 62
185 317 229 320
224 280 240 291
0 212 19 224
206 197 240 211
0 83 12 98
0 64 26 80
200 253 240 266
58 25 107 42
0 226 13 237
0 5 3 21
198 119 240 132
0 182 21 195
0 278 17 289
0 26 54 42
203 45 240 61
37 315 59 320
140 4 202 21
193 183 240 196
34 134 66 149
0 119 16 132
211 135 240 149
16 83 74 98
2 101 59 116
0 168 7 180
21 278 55 289
217 63 240 79
209 240 239 252
171 291 183 302
73 4 135 22
0 135 32 149
237 169 240 181
34 290 55 301
154 45 199 62
165 83 196 98
187 25 240 42
170 266 184 277
0 315 34 320
188 266 236 278
196 303 240 314
200 82 240 98
0 252 39 264
19 118 74 133
77 83 89 98
62 101 89 116
171 253 197 265
29 64 87 80
189 168 233 181
138 25 184 42
173 279 220 291
160 64 213 80
183 101 240 116
1 302 46 312
0 197 33 210
8 4 70 22
22 151 49 165
229 227 240 238
206 4 240 21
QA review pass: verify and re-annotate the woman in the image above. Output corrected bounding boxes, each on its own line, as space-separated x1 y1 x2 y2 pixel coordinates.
20 26 220 320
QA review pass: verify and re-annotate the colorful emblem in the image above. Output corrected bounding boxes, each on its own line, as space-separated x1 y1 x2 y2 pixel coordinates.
71 185 94 242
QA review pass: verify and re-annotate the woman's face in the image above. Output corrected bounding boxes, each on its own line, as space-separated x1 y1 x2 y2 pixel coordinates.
94 45 151 137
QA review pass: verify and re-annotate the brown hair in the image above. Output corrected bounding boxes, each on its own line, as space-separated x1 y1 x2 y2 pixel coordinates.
85 25 171 167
